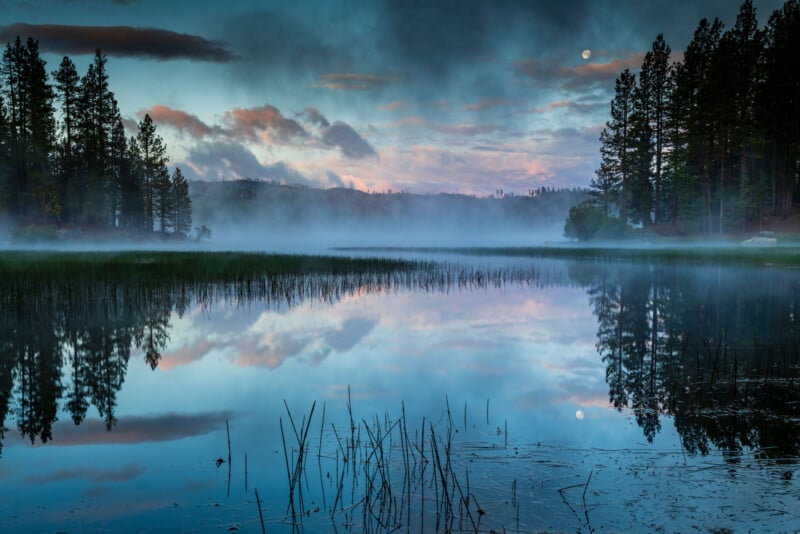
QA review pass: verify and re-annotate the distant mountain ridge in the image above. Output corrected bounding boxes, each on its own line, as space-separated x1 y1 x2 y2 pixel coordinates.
189 180 587 237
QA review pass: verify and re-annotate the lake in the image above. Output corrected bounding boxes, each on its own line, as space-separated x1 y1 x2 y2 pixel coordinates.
0 250 798 532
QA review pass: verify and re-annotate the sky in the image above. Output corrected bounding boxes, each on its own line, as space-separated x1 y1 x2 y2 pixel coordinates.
0 0 788 196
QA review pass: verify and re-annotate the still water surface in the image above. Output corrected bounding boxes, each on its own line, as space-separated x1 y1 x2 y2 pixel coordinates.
1 254 798 532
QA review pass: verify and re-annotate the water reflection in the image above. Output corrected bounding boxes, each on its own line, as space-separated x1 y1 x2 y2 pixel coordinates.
0 256 569 455
575 262 800 461
0 255 798 467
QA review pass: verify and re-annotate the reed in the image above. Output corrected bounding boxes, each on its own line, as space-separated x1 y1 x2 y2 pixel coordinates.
270 394 516 533
254 487 266 534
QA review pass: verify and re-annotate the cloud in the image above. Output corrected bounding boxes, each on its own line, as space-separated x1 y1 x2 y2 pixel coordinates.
323 317 377 352
515 54 644 91
379 0 591 79
430 124 501 136
121 116 138 135
25 465 146 485
558 54 645 89
325 170 355 188
232 315 376 369
185 140 314 185
317 73 395 91
8 412 232 446
301 107 330 128
220 8 347 80
321 122 377 159
139 105 215 138
160 338 217 370
223 104 308 144
0 23 236 61
464 98 513 111
531 100 607 114
380 100 408 111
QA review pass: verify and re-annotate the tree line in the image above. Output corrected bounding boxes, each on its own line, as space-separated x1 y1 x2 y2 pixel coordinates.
0 37 191 235
586 0 799 236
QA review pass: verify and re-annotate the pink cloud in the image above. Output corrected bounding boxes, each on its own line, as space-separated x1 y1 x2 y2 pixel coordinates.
380 100 408 111
515 54 645 90
464 98 513 111
316 73 395 91
139 105 215 138
160 338 217 370
430 124 501 136
529 100 607 114
223 104 308 143
558 54 644 81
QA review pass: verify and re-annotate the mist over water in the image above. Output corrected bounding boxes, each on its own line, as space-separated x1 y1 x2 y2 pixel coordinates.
187 180 581 253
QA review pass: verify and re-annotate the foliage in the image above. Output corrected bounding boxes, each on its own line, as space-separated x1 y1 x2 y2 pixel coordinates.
563 200 625 241
591 0 800 234
194 224 211 241
0 37 192 237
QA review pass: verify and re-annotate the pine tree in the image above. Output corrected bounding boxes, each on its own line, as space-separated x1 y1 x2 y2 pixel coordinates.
119 135 145 230
630 65 654 226
597 69 636 223
762 0 800 219
171 166 192 236
0 37 55 221
23 38 56 222
1 37 28 216
0 95 9 212
670 18 723 233
52 56 80 223
136 114 167 232
638 35 673 224
727 0 764 226
106 117 127 227
152 164 172 233
76 50 118 226
589 162 617 218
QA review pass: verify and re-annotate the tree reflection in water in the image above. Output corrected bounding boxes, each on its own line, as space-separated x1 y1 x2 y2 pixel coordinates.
1 252 799 466
0 252 566 455
575 262 800 463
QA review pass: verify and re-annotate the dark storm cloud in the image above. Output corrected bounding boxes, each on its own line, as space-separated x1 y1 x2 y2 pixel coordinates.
187 140 314 185
221 8 348 79
378 0 593 77
0 23 236 61
321 122 377 159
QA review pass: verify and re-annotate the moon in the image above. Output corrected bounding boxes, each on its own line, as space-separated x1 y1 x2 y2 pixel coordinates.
581 49 591 60
575 409 585 420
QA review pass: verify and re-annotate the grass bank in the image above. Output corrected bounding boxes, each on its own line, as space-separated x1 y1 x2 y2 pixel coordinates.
334 244 800 267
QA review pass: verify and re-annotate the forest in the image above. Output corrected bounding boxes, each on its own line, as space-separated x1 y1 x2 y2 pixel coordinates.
0 38 191 236
577 0 800 237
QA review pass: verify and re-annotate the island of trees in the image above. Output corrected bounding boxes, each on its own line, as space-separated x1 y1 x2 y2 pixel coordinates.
0 37 191 238
567 0 800 240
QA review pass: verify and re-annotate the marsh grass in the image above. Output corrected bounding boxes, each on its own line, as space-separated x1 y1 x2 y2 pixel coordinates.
334 245 800 267
277 390 518 534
